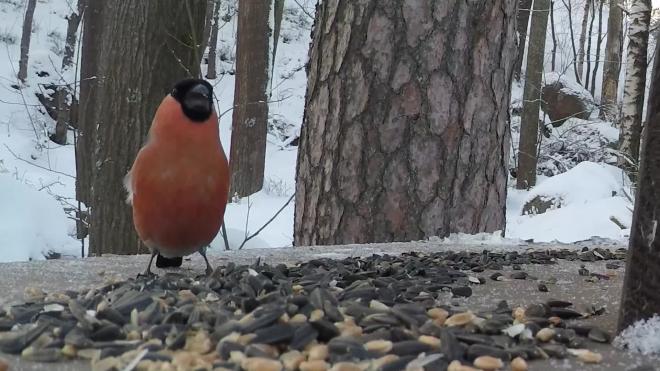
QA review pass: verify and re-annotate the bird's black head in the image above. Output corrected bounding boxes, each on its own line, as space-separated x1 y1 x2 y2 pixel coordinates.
171 78 214 122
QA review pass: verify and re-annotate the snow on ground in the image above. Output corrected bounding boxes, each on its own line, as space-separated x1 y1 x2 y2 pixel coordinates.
0 0 641 263
614 315 660 356
506 161 633 243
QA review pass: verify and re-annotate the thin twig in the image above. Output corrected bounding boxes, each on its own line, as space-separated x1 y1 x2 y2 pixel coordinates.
3 144 76 179
238 194 295 250
292 0 314 19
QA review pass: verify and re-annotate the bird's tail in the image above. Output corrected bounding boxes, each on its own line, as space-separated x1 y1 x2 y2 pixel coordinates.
155 254 183 268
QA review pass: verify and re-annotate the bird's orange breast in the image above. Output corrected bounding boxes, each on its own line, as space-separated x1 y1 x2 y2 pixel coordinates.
129 96 230 252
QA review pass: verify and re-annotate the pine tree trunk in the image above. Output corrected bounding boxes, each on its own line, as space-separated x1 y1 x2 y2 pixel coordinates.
206 0 221 80
76 0 103 210
88 0 206 256
590 0 604 97
17 0 37 83
577 0 592 84
229 0 272 197
600 0 623 121
517 0 550 190
618 0 651 174
618 29 660 333
294 1 517 246
514 0 533 80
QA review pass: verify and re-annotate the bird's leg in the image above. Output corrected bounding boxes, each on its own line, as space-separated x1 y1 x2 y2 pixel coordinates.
138 251 158 278
199 247 214 276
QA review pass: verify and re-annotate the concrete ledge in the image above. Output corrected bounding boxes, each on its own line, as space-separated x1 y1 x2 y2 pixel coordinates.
2 240 657 371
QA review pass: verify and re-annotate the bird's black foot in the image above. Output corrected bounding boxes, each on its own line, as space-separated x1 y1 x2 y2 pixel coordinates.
138 251 158 279
199 247 214 276
137 269 156 279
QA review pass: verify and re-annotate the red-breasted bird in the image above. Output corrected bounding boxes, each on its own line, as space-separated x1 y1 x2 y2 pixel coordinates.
124 78 229 276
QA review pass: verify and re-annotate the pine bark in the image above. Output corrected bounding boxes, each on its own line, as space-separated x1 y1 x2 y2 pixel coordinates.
589 0 604 97
577 0 591 84
517 0 550 190
618 0 651 172
88 0 206 255
600 0 623 121
514 0 533 80
229 0 272 197
17 0 37 83
618 31 660 332
294 1 517 246
206 0 221 79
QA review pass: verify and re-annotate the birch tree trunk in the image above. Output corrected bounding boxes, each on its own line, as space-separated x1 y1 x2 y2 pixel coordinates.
517 0 550 189
618 29 660 333
294 1 517 245
229 0 273 197
618 0 651 173
600 0 624 121
88 0 206 255
577 0 592 84
17 0 37 83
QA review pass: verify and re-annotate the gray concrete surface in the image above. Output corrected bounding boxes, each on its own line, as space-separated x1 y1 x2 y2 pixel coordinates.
0 241 657 370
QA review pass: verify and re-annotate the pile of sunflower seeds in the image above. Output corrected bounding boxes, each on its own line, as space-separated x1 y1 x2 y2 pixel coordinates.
0 247 627 371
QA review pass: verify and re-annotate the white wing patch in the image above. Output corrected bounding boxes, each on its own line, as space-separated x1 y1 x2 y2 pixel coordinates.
123 171 134 205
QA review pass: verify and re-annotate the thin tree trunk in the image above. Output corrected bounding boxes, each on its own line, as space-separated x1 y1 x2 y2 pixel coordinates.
17 0 37 83
270 0 285 96
88 0 206 256
517 0 550 190
51 0 86 145
200 0 215 58
561 0 582 82
618 26 660 333
550 0 557 71
206 0 221 79
229 0 273 197
76 0 103 210
600 0 624 120
590 0 604 97
514 0 534 80
294 1 517 245
585 0 597 91
62 0 85 70
577 0 592 84
618 0 651 174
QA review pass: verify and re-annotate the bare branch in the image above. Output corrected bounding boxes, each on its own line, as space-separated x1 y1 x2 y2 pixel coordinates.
3 144 76 179
238 194 294 250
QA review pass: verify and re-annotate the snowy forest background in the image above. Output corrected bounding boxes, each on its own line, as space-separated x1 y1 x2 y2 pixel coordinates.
0 0 657 262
